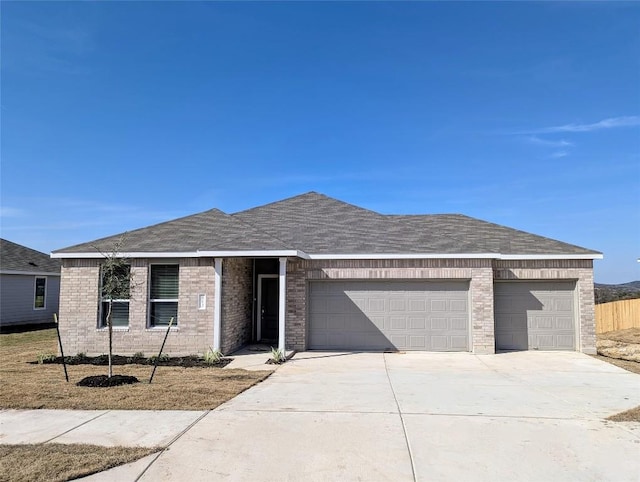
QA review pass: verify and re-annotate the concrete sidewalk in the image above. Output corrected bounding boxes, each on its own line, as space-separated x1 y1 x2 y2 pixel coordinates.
0 409 207 447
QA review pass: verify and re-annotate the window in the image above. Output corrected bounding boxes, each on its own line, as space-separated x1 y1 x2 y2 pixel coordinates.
99 264 130 328
149 264 179 326
34 277 46 309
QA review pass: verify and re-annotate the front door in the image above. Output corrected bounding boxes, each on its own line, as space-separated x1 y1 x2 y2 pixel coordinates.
258 275 279 342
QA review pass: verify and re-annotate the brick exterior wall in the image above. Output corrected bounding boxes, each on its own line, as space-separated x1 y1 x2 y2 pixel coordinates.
58 256 597 356
221 258 253 354
493 259 596 354
58 258 215 356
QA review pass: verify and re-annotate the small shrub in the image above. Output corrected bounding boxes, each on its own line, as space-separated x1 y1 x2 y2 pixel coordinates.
36 353 56 364
127 352 145 363
203 347 223 364
270 347 286 364
68 352 88 364
149 353 170 363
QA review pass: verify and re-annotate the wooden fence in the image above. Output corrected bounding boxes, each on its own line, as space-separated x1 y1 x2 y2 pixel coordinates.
595 298 640 334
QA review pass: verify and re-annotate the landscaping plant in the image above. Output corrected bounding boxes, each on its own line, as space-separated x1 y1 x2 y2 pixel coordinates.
97 236 133 378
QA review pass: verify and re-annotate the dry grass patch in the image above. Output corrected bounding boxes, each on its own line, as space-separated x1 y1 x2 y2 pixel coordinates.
607 405 640 423
0 329 270 410
0 443 158 482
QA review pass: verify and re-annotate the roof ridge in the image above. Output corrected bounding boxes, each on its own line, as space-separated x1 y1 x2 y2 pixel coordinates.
233 191 383 216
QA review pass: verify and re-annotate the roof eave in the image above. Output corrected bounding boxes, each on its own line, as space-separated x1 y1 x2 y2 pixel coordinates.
50 251 603 261
497 253 603 260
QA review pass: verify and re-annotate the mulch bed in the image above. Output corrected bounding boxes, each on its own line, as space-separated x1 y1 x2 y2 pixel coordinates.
35 354 232 368
76 375 140 388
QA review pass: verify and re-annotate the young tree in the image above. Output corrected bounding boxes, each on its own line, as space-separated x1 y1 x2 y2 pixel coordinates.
97 236 132 378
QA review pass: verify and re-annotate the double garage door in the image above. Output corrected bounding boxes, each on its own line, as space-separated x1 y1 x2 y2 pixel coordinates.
494 281 577 351
309 280 470 351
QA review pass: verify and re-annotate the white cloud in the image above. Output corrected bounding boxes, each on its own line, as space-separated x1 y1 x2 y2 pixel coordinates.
531 116 640 134
524 136 573 147
550 150 569 159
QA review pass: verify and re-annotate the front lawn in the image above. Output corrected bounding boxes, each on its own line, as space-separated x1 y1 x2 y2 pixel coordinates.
0 329 270 410
0 443 158 482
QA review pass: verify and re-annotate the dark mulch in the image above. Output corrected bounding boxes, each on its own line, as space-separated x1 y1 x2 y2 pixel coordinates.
34 354 232 368
265 358 285 365
76 375 139 387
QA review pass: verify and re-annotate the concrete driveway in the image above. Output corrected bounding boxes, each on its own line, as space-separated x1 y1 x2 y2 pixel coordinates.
136 351 640 482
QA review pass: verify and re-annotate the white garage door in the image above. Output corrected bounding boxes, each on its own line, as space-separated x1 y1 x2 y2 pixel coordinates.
494 281 576 351
309 280 470 351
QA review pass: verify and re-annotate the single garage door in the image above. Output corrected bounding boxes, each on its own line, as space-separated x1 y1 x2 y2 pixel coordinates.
309 280 470 351
494 281 576 351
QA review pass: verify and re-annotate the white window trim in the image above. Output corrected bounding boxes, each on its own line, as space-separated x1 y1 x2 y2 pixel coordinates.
147 263 180 328
33 276 47 310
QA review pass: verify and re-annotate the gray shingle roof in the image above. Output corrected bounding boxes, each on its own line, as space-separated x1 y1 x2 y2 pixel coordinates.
55 209 291 254
53 192 600 256
1 239 61 273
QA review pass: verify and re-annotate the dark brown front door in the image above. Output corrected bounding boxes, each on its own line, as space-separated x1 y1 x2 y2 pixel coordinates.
259 276 279 342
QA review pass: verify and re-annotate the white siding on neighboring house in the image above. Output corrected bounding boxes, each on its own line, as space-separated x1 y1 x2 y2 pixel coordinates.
0 274 61 326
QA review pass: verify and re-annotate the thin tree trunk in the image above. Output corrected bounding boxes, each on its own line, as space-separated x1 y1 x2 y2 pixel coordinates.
107 301 113 378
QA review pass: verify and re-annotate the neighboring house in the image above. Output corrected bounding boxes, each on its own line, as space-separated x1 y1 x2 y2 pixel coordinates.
0 239 61 327
52 192 602 356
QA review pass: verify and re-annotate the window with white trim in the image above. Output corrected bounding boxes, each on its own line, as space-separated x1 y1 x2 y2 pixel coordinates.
99 264 130 328
34 277 46 310
149 264 179 326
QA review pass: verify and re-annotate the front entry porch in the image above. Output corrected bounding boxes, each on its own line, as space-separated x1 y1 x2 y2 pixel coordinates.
214 256 287 355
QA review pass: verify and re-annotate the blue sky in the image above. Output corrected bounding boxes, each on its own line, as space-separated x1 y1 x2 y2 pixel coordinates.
1 2 638 283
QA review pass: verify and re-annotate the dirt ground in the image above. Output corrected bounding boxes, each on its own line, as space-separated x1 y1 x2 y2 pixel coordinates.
0 329 269 410
594 328 640 423
596 328 640 363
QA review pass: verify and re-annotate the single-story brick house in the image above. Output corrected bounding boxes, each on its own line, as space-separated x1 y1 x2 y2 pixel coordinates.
52 192 602 356
1 239 61 327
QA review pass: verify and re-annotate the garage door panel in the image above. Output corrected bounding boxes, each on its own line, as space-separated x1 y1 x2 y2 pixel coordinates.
389 299 407 312
450 299 468 312
556 334 575 349
409 317 426 329
495 282 576 351
409 299 427 311
309 281 470 351
450 318 468 331
431 336 449 350
496 332 528 351
556 316 573 330
450 336 469 350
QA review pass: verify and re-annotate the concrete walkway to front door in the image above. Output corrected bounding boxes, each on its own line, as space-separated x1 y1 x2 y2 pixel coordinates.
137 351 640 481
